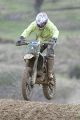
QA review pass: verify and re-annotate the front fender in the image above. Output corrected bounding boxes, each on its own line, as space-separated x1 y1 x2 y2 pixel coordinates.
24 54 34 60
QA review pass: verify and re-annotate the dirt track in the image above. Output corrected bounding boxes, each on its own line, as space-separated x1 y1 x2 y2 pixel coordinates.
0 99 80 120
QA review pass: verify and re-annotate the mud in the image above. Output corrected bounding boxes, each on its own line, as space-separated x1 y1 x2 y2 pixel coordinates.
0 99 80 120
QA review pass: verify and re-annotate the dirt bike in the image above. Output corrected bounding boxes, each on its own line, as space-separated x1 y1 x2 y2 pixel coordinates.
16 40 56 100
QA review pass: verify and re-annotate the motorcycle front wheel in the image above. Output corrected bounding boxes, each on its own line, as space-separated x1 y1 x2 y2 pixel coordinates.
42 73 56 100
22 67 33 101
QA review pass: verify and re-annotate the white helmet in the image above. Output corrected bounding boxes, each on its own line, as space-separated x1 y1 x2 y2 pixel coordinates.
36 12 48 28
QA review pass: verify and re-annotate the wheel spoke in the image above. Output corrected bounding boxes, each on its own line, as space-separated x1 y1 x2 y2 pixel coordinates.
49 84 53 91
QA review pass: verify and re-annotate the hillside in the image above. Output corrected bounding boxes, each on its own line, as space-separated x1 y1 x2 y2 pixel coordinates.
0 0 80 74
0 99 80 120
0 0 80 40
0 0 80 110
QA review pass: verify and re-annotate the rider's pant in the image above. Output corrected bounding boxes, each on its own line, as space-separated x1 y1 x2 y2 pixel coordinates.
40 43 54 56
40 44 54 79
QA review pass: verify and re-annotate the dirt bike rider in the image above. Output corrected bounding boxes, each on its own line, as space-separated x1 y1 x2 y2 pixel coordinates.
17 12 59 84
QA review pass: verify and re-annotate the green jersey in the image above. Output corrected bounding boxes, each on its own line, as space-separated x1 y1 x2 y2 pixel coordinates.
21 19 59 41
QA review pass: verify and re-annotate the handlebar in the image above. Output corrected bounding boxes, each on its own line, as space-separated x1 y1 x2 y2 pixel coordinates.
16 40 55 46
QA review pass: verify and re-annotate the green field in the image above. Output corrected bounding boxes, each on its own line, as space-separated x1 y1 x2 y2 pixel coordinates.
0 0 80 75
0 0 80 40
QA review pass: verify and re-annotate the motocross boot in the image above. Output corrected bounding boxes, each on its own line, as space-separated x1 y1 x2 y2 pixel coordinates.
47 56 54 80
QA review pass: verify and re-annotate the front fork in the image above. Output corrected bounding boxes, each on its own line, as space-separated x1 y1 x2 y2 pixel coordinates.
31 54 39 85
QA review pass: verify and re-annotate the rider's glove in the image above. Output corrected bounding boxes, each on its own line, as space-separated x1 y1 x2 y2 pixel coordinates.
48 38 57 49
50 38 57 45
16 36 25 46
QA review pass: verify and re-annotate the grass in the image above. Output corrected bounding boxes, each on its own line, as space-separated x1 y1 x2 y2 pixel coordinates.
0 63 23 86
43 0 80 9
0 0 80 77
0 0 80 40
0 0 80 100
0 43 80 100
0 0 34 40
0 72 15 85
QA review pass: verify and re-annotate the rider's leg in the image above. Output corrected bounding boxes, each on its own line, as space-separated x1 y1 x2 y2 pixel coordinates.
47 56 54 80
47 45 54 80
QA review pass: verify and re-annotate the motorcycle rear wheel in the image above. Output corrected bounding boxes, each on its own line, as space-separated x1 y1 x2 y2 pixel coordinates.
42 73 56 100
22 67 33 101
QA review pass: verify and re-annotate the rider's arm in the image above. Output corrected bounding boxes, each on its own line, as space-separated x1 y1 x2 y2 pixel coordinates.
20 21 36 39
48 20 59 40
52 25 59 39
